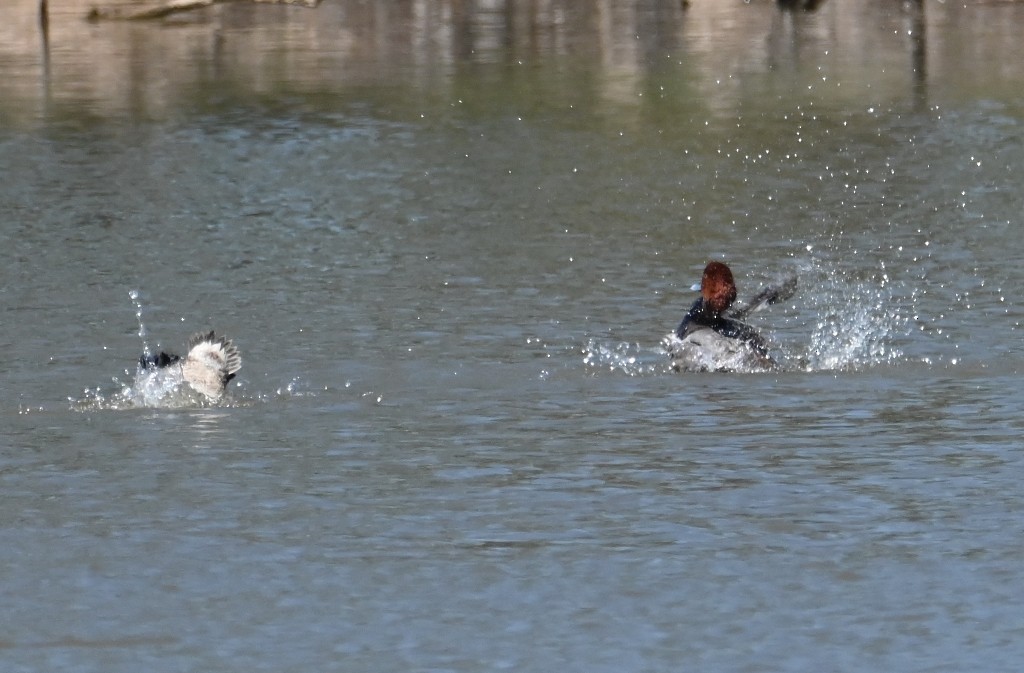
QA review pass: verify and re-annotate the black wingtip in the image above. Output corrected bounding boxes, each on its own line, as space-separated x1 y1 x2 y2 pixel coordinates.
766 275 798 306
729 274 798 320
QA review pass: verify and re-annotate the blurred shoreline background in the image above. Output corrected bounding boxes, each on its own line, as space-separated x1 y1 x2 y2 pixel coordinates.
4 0 1024 128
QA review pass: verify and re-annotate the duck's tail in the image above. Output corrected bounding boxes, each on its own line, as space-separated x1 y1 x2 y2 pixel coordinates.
186 330 242 382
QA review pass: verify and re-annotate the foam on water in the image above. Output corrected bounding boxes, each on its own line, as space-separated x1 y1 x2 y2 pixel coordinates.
72 358 249 411
73 368 217 412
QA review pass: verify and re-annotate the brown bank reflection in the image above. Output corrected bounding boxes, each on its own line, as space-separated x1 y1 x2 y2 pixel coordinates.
2 0 1024 127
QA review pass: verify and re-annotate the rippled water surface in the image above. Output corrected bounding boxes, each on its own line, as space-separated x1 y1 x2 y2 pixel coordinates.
3 1 1024 671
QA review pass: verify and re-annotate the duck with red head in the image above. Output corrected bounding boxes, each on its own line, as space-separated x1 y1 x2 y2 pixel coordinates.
695 261 739 316
667 261 774 372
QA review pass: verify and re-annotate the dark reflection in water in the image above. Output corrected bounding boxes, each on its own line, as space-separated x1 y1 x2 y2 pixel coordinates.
907 0 927 108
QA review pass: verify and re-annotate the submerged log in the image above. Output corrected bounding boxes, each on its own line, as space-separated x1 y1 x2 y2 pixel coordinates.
87 0 320 22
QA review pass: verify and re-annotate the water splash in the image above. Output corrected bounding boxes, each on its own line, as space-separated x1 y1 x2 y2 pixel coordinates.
70 290 259 411
71 291 323 410
582 338 669 376
589 258 914 377
128 288 151 361
244 377 322 403
71 369 230 411
793 257 910 372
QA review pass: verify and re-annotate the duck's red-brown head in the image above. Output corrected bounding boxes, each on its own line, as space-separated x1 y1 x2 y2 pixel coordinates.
701 261 737 315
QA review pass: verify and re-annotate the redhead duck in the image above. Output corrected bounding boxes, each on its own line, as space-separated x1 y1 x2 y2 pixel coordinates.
138 330 241 401
667 262 792 373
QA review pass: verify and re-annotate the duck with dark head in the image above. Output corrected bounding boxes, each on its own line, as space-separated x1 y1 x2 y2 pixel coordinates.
668 261 788 373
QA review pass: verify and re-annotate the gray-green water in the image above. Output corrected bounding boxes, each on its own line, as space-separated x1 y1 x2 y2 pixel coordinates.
3 1 1024 671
